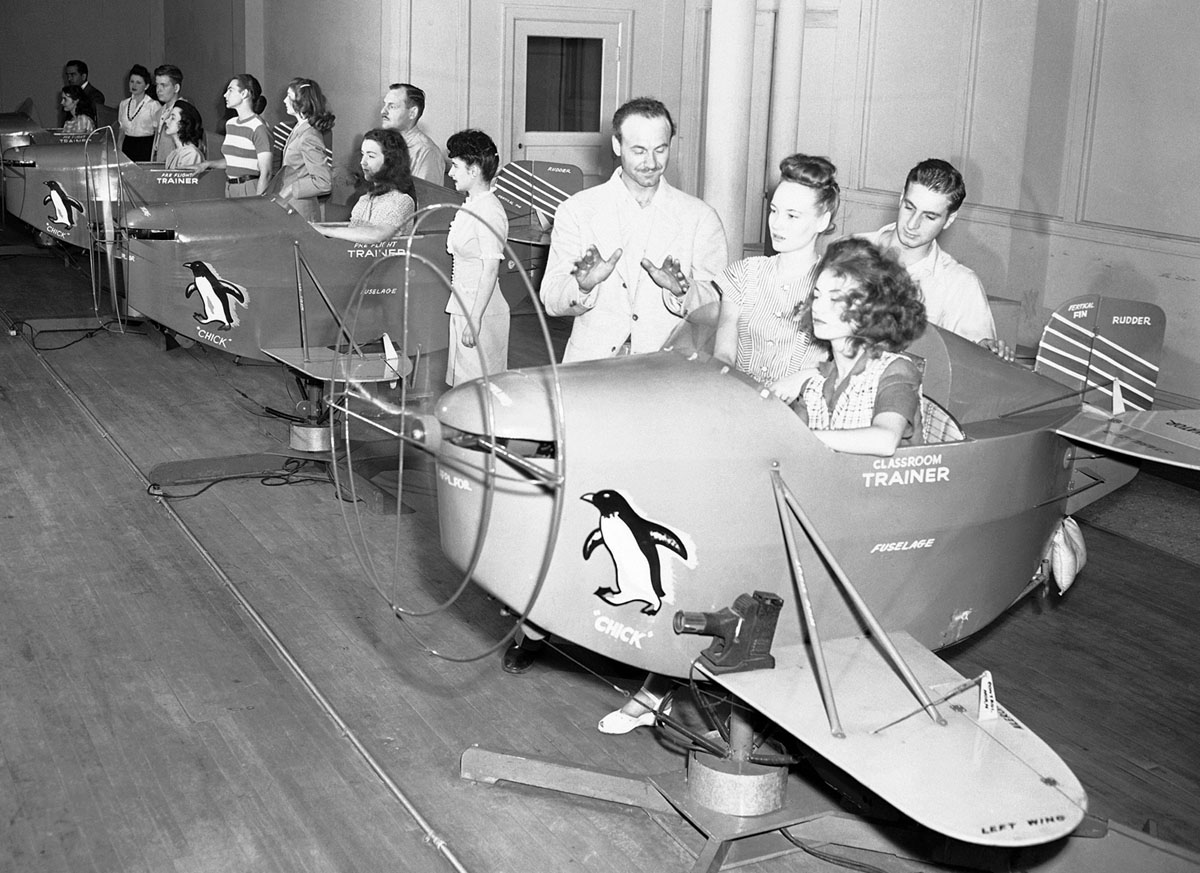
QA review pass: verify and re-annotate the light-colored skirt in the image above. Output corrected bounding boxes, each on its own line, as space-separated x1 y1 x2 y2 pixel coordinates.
447 311 510 387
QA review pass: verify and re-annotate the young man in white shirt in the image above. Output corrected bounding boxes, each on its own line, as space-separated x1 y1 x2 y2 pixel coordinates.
861 158 1012 360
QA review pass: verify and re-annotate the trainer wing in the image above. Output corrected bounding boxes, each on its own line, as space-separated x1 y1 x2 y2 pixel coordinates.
703 634 1088 847
1056 407 1200 471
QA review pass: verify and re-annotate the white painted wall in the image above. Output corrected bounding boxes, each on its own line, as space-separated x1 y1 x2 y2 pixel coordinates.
806 0 1200 402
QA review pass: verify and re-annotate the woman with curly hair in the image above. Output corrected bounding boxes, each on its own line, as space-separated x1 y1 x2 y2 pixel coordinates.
59 85 96 134
313 127 415 242
795 236 927 456
278 77 335 220
162 100 206 169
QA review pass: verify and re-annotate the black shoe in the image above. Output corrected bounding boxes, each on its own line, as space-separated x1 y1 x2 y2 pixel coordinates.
502 638 544 674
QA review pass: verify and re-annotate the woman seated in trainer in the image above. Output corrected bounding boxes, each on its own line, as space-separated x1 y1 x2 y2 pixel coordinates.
162 100 206 169
313 128 415 243
793 237 927 456
59 85 96 134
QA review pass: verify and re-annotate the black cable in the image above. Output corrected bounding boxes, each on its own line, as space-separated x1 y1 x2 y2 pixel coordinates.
779 828 894 873
31 326 108 351
148 458 335 501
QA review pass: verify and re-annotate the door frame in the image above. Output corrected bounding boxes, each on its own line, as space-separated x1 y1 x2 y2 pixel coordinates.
502 4 633 182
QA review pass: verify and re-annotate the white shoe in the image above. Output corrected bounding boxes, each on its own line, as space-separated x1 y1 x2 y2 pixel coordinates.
597 694 672 735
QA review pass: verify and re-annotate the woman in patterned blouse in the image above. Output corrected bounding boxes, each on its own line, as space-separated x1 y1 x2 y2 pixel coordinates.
713 154 840 397
794 237 927 456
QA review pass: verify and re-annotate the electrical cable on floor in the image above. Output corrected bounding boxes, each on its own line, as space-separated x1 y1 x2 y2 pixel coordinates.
18 332 474 873
778 828 893 873
4 317 144 351
148 459 335 501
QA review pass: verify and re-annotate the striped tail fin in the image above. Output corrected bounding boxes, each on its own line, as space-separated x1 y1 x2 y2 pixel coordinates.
493 160 585 225
1034 295 1164 411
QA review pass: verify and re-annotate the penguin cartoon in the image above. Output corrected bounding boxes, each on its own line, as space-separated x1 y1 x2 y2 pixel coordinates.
182 261 247 330
43 181 85 229
582 489 691 615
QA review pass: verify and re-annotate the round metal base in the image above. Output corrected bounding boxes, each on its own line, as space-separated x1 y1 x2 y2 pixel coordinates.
688 750 787 817
290 424 331 453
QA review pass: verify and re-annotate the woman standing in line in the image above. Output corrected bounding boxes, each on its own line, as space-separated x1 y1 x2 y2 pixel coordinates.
444 129 509 387
117 65 161 161
713 154 841 400
278 77 335 220
193 74 272 198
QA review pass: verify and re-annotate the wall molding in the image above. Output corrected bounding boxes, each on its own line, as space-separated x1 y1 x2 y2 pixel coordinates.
1072 0 1107 227
844 188 1200 260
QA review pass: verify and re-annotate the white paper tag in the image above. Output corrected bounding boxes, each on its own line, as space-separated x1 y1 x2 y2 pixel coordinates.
978 669 998 721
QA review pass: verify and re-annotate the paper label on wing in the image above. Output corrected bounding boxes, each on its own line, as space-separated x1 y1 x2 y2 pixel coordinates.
701 634 1086 847
1056 408 1200 471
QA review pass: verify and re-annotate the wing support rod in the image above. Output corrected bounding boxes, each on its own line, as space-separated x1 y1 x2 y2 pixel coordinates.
772 469 948 728
771 469 845 738
292 242 363 363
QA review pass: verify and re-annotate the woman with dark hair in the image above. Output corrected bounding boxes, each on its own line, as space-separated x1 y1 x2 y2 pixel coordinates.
313 128 415 242
162 100 206 169
714 153 840 398
59 85 96 134
193 74 271 197
444 128 508 386
117 64 161 161
278 77 335 220
793 236 927 456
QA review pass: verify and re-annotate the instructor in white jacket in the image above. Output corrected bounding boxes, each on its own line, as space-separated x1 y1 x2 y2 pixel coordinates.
540 97 728 363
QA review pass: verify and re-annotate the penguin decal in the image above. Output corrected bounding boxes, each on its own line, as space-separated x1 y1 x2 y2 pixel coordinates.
43 180 85 229
182 261 248 330
582 489 694 615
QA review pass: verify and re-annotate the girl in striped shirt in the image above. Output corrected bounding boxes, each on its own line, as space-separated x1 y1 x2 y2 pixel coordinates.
194 74 271 198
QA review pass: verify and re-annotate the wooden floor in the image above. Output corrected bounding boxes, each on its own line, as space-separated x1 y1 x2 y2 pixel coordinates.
1 233 1198 872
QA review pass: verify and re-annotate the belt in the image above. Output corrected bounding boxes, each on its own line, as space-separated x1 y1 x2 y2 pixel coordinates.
226 174 259 184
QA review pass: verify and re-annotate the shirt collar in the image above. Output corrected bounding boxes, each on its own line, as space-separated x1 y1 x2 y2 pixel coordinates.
611 167 669 209
881 222 942 279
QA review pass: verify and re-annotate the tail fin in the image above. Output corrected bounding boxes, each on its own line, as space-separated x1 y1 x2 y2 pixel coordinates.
1034 295 1165 411
494 160 585 226
15 97 37 125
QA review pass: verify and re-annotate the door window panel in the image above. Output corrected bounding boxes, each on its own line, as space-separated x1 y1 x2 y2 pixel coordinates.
524 36 603 133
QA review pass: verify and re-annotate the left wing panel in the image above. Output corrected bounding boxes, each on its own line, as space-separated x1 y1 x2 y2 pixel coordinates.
702 634 1086 847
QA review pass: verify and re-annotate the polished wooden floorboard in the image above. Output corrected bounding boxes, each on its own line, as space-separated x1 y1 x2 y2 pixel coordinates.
0 246 1198 871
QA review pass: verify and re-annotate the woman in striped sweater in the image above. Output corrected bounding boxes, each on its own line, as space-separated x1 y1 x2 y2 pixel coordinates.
193 74 271 198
